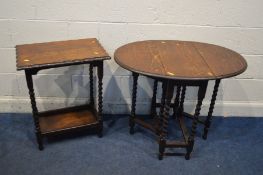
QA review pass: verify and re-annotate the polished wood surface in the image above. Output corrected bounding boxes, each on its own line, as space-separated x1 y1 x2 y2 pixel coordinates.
38 105 97 134
16 38 110 70
114 40 247 80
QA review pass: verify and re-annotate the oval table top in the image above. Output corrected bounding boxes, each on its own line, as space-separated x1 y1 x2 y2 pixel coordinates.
114 40 247 80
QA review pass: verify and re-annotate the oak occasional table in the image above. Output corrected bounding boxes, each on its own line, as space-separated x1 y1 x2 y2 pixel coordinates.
16 38 110 150
114 40 247 160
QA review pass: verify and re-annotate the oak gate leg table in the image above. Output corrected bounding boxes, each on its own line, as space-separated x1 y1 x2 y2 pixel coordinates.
151 78 221 140
114 40 247 160
16 38 110 150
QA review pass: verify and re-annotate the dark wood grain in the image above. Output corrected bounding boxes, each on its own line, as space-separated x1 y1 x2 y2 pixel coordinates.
25 70 43 150
16 38 110 70
203 79 221 140
17 38 110 149
38 105 98 134
130 72 139 135
114 40 247 80
186 81 208 160
115 40 247 160
150 79 158 117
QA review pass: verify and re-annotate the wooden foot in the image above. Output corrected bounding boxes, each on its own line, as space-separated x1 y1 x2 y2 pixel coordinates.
36 133 44 151
185 153 190 160
97 121 103 138
98 132 103 138
129 124 135 135
158 139 165 160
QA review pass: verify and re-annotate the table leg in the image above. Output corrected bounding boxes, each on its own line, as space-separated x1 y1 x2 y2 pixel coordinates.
185 81 208 160
97 62 104 138
130 72 139 135
178 86 186 117
172 86 182 118
25 70 43 150
158 80 174 160
89 63 94 107
203 79 221 140
150 79 158 117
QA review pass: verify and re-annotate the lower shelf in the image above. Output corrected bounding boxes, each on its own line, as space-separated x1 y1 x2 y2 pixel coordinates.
38 105 98 135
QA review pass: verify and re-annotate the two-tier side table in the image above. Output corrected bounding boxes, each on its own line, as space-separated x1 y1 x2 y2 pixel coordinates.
114 40 247 160
16 38 110 150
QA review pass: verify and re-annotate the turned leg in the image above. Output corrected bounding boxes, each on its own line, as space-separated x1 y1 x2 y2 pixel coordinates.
178 86 186 117
25 70 43 150
150 79 158 117
185 81 208 160
172 86 182 118
158 80 174 160
130 72 139 135
97 62 104 138
89 63 94 107
158 82 167 159
203 79 221 140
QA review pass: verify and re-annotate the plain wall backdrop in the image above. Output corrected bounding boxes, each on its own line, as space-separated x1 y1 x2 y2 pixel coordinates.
0 0 262 116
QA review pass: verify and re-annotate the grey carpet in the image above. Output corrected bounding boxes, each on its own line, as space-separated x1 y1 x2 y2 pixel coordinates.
0 113 262 175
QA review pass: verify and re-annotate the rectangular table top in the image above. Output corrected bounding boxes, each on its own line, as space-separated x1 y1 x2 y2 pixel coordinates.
16 38 110 70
